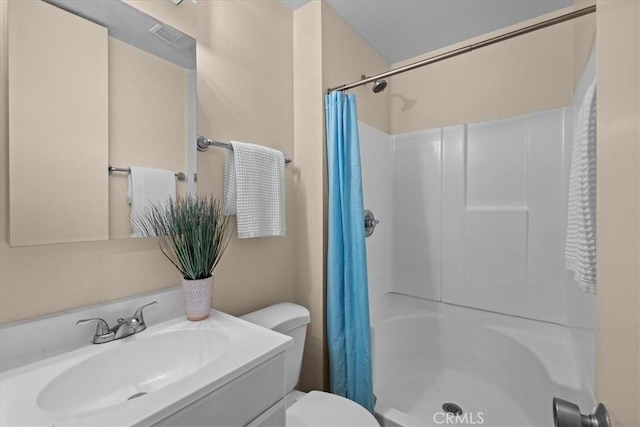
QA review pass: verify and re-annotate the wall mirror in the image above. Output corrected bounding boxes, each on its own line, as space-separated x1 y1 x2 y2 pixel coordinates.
7 0 196 246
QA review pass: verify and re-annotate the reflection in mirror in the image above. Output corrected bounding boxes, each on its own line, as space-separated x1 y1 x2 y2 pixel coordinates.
8 0 196 246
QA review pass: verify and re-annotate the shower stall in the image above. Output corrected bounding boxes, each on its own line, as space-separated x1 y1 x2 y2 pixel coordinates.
362 66 596 427
345 8 598 427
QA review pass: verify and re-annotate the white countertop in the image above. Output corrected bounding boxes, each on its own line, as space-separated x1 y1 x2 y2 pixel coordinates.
0 310 291 427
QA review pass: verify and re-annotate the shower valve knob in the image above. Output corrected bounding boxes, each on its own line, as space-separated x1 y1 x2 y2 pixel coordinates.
364 210 379 238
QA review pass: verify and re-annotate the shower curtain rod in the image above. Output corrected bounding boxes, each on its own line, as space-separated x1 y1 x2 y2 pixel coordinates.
327 5 596 94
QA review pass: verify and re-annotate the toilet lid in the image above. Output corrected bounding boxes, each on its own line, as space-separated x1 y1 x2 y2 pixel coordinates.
286 391 379 427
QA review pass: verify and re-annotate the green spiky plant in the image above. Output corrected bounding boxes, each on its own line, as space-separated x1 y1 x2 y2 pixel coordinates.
135 195 232 280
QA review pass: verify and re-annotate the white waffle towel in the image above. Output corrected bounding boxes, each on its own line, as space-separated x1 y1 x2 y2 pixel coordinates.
128 166 176 238
224 141 286 238
565 80 597 293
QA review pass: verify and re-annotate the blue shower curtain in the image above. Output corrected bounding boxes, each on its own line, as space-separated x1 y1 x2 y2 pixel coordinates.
325 91 375 413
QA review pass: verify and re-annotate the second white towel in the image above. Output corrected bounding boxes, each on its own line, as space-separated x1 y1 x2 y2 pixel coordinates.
224 141 286 238
565 80 597 293
128 166 176 238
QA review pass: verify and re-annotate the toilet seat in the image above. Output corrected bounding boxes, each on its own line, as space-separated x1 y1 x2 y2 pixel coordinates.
286 391 379 427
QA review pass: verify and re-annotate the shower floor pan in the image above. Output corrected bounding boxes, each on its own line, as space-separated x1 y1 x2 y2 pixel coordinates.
370 293 593 427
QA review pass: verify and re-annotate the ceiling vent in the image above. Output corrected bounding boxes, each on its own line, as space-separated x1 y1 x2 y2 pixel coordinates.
149 23 182 45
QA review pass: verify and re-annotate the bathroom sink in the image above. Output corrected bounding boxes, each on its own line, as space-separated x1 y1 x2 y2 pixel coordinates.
0 310 291 426
37 329 229 415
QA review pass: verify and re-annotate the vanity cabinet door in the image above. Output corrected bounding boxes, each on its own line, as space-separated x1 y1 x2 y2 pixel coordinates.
153 353 286 427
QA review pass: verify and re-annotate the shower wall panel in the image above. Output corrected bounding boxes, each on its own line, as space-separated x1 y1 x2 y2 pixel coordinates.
383 109 573 324
359 122 394 311
360 108 593 326
442 109 569 323
392 129 442 301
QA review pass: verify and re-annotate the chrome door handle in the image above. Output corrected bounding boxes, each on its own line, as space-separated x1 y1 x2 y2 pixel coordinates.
553 398 610 427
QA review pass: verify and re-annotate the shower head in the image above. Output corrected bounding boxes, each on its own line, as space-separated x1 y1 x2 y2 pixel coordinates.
372 79 387 93
360 75 388 94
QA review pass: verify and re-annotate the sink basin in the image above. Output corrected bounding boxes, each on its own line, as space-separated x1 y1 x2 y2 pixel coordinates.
37 329 229 415
1 310 291 427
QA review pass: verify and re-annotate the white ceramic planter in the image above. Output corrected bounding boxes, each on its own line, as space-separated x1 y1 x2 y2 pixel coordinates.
182 276 213 321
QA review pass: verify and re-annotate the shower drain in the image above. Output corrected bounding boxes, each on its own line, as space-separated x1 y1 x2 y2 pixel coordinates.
442 402 463 416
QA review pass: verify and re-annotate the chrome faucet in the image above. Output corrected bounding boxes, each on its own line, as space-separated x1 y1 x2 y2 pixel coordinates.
76 301 158 344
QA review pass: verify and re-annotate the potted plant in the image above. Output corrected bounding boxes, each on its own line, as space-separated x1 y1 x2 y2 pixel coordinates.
136 195 232 321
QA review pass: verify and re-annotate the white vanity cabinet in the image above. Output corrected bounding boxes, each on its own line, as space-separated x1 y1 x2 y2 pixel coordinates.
154 353 286 427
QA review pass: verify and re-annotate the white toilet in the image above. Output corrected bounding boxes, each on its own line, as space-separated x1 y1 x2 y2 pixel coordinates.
241 303 379 427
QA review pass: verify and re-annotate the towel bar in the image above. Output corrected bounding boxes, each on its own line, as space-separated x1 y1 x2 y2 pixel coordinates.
108 166 186 181
197 136 292 166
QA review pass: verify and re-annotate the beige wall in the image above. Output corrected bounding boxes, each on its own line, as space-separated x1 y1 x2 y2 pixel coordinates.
194 0 296 317
596 0 640 424
321 2 390 134
0 1 296 325
293 0 326 392
573 0 596 93
390 5 595 134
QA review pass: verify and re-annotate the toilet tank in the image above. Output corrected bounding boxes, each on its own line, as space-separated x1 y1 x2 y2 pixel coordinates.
241 303 310 394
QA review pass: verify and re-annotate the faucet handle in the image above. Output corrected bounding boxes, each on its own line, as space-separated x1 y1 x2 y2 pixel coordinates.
76 318 111 336
133 301 158 324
